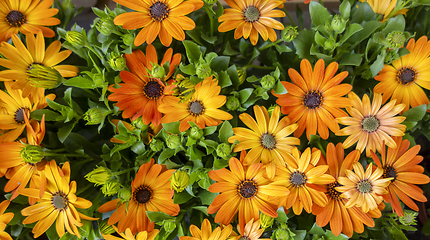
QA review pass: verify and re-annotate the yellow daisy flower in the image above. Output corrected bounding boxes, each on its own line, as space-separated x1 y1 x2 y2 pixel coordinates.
179 219 232 240
359 0 407 22
102 226 159 240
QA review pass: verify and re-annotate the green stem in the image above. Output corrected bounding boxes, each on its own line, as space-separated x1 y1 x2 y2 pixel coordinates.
43 152 86 158
244 65 276 70
114 167 139 176
204 5 215 37
317 141 326 156
284 9 297 27
258 39 283 51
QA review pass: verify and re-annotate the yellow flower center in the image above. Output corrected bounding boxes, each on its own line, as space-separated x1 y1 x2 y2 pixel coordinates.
149 1 169 22
356 180 372 193
243 6 260 22
361 116 379 132
133 185 153 204
303 91 322 109
188 100 205 116
383 165 397 182
260 133 276 150
327 181 342 200
397 67 416 85
14 107 28 124
238 180 258 198
52 191 69 211
6 10 26 27
290 171 307 187
143 79 164 100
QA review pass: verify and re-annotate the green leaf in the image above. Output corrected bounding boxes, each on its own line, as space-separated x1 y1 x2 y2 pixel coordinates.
238 88 253 103
291 230 306 240
351 2 377 23
223 41 240 56
348 21 383 47
210 56 230 72
293 29 315 60
218 121 233 143
213 158 229 169
227 65 240 89
146 211 174 222
339 53 363 66
201 33 217 44
47 98 65 112
218 71 232 88
308 222 325 235
30 109 62 121
274 80 288 94
370 52 386 77
204 126 218 136
183 40 202 64
131 141 146 155
314 31 326 46
402 104 427 130
275 44 292 54
246 75 259 83
173 191 193 204
276 209 288 224
192 206 208 216
58 121 78 143
63 76 96 89
325 230 349 240
309 1 332 27
179 63 196 75
158 149 175 163
382 15 405 34
339 0 351 19
197 190 218 205
162 121 181 134
339 23 363 45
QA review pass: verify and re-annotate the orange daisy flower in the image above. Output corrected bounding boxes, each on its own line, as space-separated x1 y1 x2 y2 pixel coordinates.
228 105 299 179
274 59 352 140
374 36 430 112
312 143 376 237
19 160 97 238
113 0 203 46
273 147 335 215
359 0 407 22
159 77 233 132
336 92 406 157
371 136 430 217
0 200 14 240
207 152 289 231
108 49 177 125
179 218 232 240
218 0 285 45
229 219 268 240
0 32 79 98
102 226 159 240
337 162 392 213
0 0 60 41
98 159 179 234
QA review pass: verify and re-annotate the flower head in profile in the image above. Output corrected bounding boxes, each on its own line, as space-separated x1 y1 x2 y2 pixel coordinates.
159 77 233 132
274 59 352 140
371 136 430 217
273 148 335 215
113 0 203 46
179 219 232 240
337 163 392 213
374 36 430 112
0 32 79 98
0 0 60 41
336 92 406 157
98 159 179 234
359 0 407 22
218 0 285 45
102 226 159 240
19 160 97 238
228 105 300 178
0 200 14 240
207 152 289 231
108 49 178 125
312 143 376 237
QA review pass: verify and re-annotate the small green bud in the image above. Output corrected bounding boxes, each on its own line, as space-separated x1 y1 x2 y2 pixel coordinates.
118 188 132 202
237 68 247 84
387 31 406 49
226 96 240 111
65 31 86 47
216 143 231 159
151 65 166 79
27 64 64 89
99 219 116 235
331 15 347 33
260 213 274 229
190 126 204 139
170 170 190 192
399 210 418 226
267 105 277 117
122 34 135 46
92 73 104 86
84 107 111 125
20 145 44 164
108 52 127 71
362 69 373 80
166 135 181 149
272 224 295 240
95 18 115 36
150 139 164 152
203 0 217 4
163 220 176 233
261 75 276 90
101 180 121 196
131 118 147 130
323 38 336 50
85 166 113 186
282 26 298 42
196 62 212 79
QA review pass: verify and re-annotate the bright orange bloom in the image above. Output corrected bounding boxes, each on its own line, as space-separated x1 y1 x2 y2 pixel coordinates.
218 0 285 45
102 226 159 240
0 32 78 98
312 143 376 237
159 77 233 132
179 219 232 240
20 160 97 238
108 49 178 125
274 59 352 140
336 92 406 157
0 200 14 240
371 136 430 217
207 151 289 231
374 36 430 112
98 159 179 234
359 0 407 22
0 0 60 42
228 105 299 179
273 148 335 215
113 0 203 46
229 219 268 240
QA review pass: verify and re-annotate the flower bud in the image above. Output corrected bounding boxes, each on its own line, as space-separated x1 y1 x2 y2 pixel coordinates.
85 166 113 186
65 31 86 47
166 135 181 149
170 170 190 192
190 126 204 139
95 18 115 36
118 187 132 202
387 31 406 49
203 0 217 4
92 73 105 86
237 67 246 84
84 107 111 125
226 96 240 111
20 145 44 164
281 26 298 42
101 180 121 196
27 64 64 89
323 38 335 50
267 105 277 117
150 139 164 152
331 15 346 33
99 219 116 235
272 224 295 240
216 143 231 159
196 62 212 79
131 118 148 130
151 65 166 79
122 34 135 46
261 75 276 90
108 52 127 71
399 210 418 226
260 213 274 229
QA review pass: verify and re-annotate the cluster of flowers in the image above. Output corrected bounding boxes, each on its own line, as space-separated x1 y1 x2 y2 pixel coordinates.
0 0 429 239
